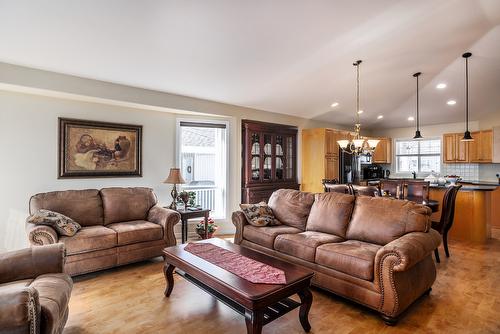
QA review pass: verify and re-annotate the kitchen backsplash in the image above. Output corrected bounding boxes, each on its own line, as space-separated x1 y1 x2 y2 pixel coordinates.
478 163 500 182
441 163 479 180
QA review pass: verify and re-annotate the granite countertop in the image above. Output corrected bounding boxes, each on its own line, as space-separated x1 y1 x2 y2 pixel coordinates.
429 184 497 191
373 178 499 191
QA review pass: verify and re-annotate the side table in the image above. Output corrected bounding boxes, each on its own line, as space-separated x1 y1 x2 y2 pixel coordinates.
171 208 211 244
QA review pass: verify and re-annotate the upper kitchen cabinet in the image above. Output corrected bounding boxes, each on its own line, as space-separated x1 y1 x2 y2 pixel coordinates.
469 130 493 163
372 137 392 163
443 133 469 163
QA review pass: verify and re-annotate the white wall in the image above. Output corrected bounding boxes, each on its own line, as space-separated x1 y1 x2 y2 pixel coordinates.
0 91 180 250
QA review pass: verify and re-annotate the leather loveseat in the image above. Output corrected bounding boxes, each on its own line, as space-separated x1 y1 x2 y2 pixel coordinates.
0 244 72 334
232 189 441 324
26 187 180 276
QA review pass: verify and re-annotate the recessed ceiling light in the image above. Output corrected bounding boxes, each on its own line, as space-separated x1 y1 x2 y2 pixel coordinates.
447 100 457 105
330 102 339 108
357 110 364 114
377 115 384 119
436 83 447 89
408 116 415 121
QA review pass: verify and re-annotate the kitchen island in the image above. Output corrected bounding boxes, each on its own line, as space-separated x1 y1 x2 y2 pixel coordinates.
429 182 498 243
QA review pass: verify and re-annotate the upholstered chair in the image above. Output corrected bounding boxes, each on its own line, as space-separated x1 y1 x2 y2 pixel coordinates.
0 244 72 334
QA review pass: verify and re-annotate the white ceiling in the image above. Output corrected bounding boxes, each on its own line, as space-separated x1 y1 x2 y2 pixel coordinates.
0 0 499 129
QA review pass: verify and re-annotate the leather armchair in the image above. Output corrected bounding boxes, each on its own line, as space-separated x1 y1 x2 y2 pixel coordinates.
0 244 73 334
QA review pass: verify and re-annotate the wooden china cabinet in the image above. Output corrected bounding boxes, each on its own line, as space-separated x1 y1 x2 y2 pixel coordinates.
241 120 299 204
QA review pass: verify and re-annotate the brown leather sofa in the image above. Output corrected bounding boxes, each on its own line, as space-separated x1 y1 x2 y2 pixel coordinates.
0 244 72 334
26 187 180 276
232 189 442 324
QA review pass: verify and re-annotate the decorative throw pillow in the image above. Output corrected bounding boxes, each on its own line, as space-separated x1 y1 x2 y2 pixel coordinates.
239 202 281 227
27 209 81 237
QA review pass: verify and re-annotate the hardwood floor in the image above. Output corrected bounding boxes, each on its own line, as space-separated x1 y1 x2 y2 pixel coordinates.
64 230 500 334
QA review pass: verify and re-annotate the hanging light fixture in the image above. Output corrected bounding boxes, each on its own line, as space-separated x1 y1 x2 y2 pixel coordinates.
413 72 423 140
461 52 474 141
337 60 379 156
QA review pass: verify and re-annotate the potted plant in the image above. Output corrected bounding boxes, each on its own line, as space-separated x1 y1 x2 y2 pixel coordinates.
177 191 196 210
195 217 218 239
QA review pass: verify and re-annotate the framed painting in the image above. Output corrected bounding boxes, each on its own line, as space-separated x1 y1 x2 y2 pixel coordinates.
58 118 142 178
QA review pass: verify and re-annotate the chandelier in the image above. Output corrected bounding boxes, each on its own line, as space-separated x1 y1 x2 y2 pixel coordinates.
337 60 379 156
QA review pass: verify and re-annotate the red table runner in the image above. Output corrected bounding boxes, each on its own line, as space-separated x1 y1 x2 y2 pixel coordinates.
184 242 286 285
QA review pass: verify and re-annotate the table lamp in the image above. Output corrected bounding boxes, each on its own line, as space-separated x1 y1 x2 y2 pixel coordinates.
163 168 185 210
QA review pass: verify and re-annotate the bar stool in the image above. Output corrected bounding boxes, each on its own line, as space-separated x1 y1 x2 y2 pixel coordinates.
432 185 462 263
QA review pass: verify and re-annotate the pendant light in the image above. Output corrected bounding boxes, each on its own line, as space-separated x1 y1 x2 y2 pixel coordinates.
337 60 379 155
412 72 423 140
461 52 474 141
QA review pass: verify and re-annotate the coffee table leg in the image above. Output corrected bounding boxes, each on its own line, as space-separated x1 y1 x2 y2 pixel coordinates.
163 263 175 297
244 309 263 334
298 287 312 332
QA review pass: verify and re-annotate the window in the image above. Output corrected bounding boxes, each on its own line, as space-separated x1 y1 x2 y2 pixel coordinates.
395 138 441 174
177 120 228 219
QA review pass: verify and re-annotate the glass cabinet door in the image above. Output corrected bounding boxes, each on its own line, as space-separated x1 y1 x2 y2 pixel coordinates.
250 133 260 181
275 135 284 180
285 136 294 179
263 134 272 181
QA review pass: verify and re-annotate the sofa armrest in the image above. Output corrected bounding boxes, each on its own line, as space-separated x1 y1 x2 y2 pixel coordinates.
26 222 58 246
375 230 442 273
374 230 441 317
148 205 181 246
0 285 40 333
0 243 65 284
231 211 247 245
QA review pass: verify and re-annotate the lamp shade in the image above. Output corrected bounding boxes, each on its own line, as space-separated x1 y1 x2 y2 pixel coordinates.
337 140 350 149
163 168 186 184
367 139 380 149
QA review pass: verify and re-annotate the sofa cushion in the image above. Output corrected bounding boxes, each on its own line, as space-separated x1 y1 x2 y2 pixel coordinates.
107 221 163 245
306 192 355 238
268 189 315 230
29 189 103 226
243 225 302 249
27 209 81 236
346 196 432 245
59 226 117 255
239 202 281 226
315 241 382 281
30 273 73 334
274 231 344 262
101 187 157 225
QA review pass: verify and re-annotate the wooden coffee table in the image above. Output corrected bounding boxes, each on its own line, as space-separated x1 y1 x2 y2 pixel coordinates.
163 238 314 334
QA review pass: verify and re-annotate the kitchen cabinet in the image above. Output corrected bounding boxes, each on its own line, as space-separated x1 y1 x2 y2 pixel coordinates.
469 130 493 163
443 133 469 163
302 128 343 193
372 137 392 163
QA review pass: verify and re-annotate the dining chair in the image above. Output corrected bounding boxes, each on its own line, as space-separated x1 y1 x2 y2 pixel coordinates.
379 180 403 198
351 184 381 197
404 180 430 201
324 183 352 194
431 185 462 263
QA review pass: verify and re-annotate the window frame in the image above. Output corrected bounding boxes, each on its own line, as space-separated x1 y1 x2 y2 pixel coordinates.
176 118 230 219
394 137 441 175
